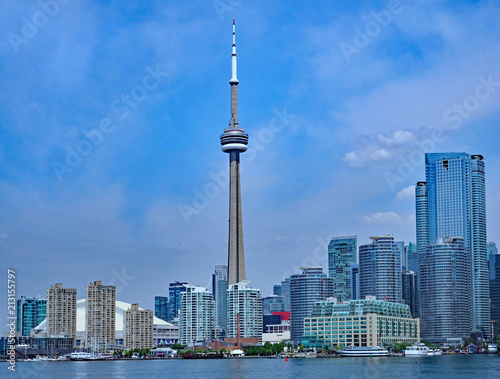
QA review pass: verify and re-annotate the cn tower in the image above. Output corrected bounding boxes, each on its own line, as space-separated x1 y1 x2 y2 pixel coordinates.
220 20 248 286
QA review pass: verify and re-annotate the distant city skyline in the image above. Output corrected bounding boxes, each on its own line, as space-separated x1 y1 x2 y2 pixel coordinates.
1 1 500 333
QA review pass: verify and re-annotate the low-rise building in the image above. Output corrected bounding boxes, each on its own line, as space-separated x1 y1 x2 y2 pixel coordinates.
301 296 419 349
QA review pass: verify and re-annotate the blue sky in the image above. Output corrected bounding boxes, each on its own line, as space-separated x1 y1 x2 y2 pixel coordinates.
1 0 500 329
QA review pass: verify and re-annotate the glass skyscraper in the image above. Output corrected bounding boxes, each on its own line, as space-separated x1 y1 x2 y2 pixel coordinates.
154 296 168 322
290 266 334 343
359 235 402 304
168 282 188 322
16 297 46 336
416 153 490 338
328 236 357 303
212 265 228 337
419 237 471 340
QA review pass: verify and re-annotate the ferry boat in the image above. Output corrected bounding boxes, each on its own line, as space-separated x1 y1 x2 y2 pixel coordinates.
337 346 390 357
70 351 94 361
294 351 318 358
404 343 429 356
487 344 498 354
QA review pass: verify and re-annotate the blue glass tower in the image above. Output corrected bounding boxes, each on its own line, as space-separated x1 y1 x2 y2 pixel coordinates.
168 282 188 322
328 236 357 303
16 297 46 336
290 267 334 343
358 235 402 304
155 296 168 322
416 153 490 338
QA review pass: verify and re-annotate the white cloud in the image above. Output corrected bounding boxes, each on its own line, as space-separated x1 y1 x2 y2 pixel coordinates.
363 211 402 224
396 185 415 202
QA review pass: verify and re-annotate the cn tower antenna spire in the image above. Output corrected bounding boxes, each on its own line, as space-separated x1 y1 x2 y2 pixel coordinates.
230 19 238 86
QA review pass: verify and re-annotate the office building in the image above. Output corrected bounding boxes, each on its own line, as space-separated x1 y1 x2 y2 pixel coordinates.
302 297 419 348
328 236 357 303
226 281 262 341
290 266 334 343
359 235 402 303
489 247 500 336
212 265 228 337
280 278 291 312
273 284 282 296
419 237 471 341
262 295 285 315
402 270 417 318
406 243 418 273
155 296 168 323
16 297 46 337
416 153 490 338
85 281 116 347
168 282 188 322
46 283 77 346
179 285 216 346
124 303 154 350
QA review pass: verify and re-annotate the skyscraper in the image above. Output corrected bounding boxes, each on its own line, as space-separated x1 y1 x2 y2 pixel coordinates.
220 20 249 286
212 265 228 336
401 271 417 319
16 297 46 336
350 263 360 300
273 284 282 296
419 237 471 340
359 235 402 304
124 304 153 350
416 153 490 338
86 280 116 347
46 283 77 346
180 285 216 346
406 243 418 273
290 266 334 343
488 244 500 336
226 281 262 341
168 282 188 322
154 296 168 322
328 236 357 303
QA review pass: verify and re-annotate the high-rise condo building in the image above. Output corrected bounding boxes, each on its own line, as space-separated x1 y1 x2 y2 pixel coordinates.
154 296 168 323
405 243 418 273
290 266 334 343
280 278 291 312
262 295 285 315
489 244 500 336
350 263 360 300
359 235 402 304
16 297 46 336
179 285 216 346
124 304 153 350
226 281 262 341
220 20 249 286
328 236 357 303
401 270 417 318
416 153 490 338
212 265 228 337
273 284 282 296
85 280 116 347
419 237 471 340
46 283 77 346
168 282 188 323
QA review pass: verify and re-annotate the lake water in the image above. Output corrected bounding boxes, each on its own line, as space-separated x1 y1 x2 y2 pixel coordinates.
5 354 500 378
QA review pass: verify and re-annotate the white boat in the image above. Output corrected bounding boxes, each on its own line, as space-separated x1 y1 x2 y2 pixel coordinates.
405 343 429 356
487 344 498 354
337 346 390 357
70 351 93 360
427 348 442 356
